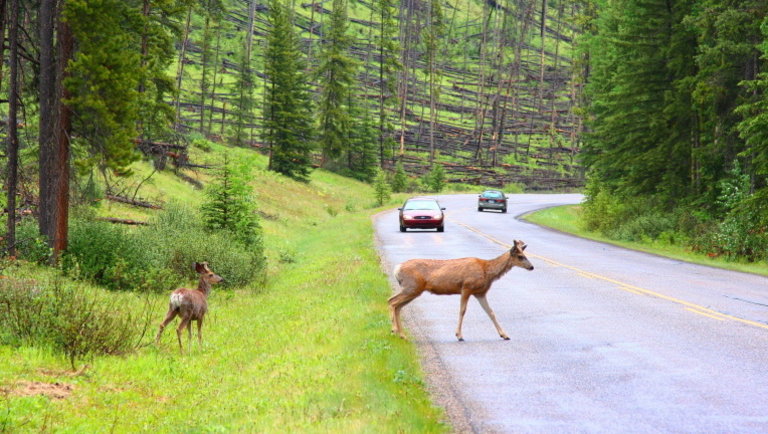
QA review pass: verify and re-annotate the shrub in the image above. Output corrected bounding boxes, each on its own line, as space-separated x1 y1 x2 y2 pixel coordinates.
153 202 266 288
0 278 145 369
14 219 52 264
696 189 768 261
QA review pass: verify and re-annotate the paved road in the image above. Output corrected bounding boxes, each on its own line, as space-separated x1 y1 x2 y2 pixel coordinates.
374 194 768 433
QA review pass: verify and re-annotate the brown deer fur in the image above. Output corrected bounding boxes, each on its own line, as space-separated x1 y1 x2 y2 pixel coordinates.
388 240 533 341
155 262 223 352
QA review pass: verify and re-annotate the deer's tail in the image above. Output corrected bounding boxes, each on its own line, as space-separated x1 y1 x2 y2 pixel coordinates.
169 292 185 310
393 264 403 285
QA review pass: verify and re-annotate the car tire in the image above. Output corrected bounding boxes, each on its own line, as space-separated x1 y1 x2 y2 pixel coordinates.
437 226 444 232
478 207 483 212
400 225 406 232
502 208 507 213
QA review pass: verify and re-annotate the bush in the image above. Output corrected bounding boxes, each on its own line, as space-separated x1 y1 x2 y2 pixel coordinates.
0 278 144 369
694 189 768 261
62 219 175 292
152 202 266 288
14 219 52 264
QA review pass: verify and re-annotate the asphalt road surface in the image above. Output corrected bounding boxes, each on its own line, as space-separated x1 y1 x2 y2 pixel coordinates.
374 193 768 433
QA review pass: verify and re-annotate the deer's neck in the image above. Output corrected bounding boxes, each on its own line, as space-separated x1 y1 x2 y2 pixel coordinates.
197 278 212 297
486 251 516 282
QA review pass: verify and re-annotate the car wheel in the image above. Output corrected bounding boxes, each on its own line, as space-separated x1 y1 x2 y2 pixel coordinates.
478 207 483 212
502 208 507 213
400 225 406 232
437 226 444 232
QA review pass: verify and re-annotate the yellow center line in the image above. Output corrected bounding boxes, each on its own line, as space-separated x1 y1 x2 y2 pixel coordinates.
454 221 768 331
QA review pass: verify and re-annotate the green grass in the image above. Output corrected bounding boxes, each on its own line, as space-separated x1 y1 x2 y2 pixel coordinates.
0 149 448 432
525 205 768 277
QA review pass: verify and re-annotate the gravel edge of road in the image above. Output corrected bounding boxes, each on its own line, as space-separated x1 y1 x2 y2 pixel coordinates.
371 210 477 433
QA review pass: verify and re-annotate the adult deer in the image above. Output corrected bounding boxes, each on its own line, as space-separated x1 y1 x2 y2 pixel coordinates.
388 240 533 341
155 262 223 352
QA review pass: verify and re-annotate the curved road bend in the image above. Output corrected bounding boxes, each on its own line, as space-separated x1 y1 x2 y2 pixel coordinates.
374 193 768 433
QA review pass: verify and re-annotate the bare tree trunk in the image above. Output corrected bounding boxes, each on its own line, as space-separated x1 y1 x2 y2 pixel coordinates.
174 7 193 127
5 0 19 256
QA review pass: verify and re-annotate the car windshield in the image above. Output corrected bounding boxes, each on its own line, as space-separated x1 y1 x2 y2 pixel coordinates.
482 191 503 198
403 200 440 211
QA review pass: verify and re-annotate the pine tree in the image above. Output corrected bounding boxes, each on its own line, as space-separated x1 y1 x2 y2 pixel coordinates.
201 155 262 248
372 168 392 206
64 0 145 174
264 0 315 181
737 15 768 177
391 161 408 193
375 0 401 164
316 0 358 166
582 0 696 200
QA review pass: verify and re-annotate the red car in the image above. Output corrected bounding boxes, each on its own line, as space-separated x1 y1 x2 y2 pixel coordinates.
398 197 445 232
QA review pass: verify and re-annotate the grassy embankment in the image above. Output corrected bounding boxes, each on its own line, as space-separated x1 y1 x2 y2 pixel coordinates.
525 204 768 276
0 144 447 432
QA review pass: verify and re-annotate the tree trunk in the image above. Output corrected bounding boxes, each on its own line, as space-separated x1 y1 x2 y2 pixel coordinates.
38 0 57 255
5 0 19 257
174 7 193 127
52 5 73 260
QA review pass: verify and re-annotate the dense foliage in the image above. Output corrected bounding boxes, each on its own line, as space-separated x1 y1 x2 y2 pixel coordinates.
580 0 768 262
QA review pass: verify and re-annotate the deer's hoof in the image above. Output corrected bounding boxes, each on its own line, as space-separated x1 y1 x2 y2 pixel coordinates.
457 337 465 342
502 336 510 340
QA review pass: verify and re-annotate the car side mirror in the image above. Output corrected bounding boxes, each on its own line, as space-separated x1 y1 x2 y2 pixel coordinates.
441 207 446 210
397 208 403 211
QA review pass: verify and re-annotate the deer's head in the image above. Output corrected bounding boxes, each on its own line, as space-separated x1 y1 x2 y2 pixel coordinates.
511 240 534 271
195 262 224 285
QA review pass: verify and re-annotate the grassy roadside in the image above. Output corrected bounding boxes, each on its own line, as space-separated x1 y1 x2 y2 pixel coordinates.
0 149 448 431
524 204 768 277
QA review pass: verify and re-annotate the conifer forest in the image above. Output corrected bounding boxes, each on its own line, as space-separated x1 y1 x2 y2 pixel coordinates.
3 0 768 263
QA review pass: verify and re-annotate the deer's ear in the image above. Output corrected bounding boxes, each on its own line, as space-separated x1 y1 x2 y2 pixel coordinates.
521 244 527 251
195 262 206 273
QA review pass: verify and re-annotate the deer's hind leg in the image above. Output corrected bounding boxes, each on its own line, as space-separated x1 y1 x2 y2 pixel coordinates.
155 308 179 344
176 317 191 353
388 291 420 339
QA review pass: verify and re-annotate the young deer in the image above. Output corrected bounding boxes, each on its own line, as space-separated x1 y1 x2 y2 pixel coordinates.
155 262 223 352
389 240 533 341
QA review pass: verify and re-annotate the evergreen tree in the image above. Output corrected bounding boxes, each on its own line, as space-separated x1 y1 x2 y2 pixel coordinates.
64 0 145 175
736 15 768 178
374 0 401 164
346 99 379 181
391 161 408 193
264 0 315 181
136 0 186 142
581 0 696 201
201 155 262 248
316 0 358 166
372 168 392 206
427 163 446 193
230 42 256 146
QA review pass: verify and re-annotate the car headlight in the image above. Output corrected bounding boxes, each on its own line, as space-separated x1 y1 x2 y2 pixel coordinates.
403 215 413 219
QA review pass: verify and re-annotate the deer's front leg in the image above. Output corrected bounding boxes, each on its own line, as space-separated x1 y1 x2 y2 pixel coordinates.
455 290 472 341
475 294 509 340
